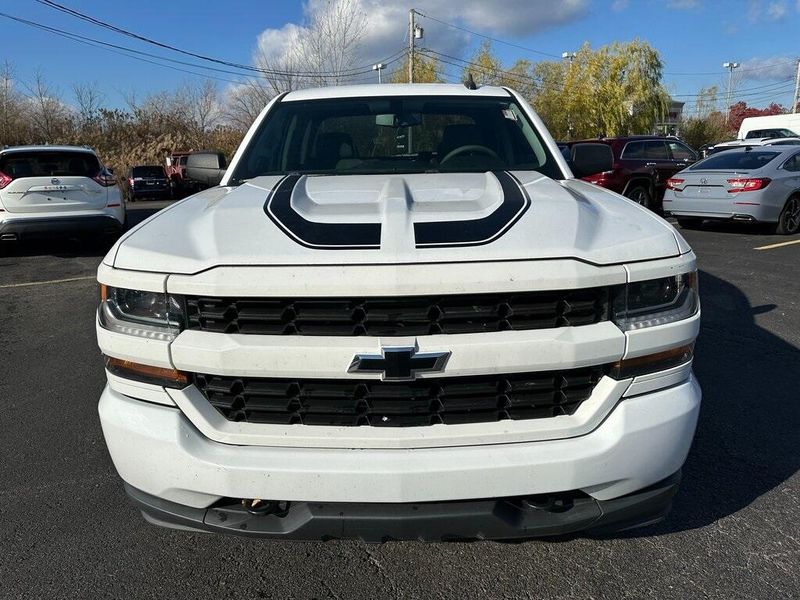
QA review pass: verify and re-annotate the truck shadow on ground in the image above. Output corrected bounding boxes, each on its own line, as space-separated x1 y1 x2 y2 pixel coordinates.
621 269 800 537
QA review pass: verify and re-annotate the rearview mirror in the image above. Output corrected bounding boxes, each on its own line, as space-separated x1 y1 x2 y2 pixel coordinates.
375 112 422 128
185 151 227 187
570 143 613 178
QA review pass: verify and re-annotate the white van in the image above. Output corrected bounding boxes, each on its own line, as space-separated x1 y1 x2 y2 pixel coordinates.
738 114 800 139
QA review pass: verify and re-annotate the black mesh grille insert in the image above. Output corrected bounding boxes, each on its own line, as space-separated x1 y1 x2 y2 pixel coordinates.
194 366 607 427
185 288 610 336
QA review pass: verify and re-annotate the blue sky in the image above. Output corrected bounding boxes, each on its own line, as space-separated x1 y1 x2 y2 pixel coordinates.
1 0 798 114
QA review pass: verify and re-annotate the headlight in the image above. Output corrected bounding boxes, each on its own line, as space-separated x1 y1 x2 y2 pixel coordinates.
98 285 184 341
613 272 698 331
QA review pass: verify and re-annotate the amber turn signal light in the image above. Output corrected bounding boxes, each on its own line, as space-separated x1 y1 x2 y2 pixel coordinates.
610 344 694 379
104 356 189 388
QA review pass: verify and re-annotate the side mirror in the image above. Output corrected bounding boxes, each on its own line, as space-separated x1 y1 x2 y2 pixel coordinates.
570 143 614 178
185 151 227 187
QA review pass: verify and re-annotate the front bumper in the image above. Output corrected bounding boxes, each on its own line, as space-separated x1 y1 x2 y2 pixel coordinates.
125 471 682 542
100 374 700 529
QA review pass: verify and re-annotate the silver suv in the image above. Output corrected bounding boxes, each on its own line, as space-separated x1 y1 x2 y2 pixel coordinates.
0 145 124 243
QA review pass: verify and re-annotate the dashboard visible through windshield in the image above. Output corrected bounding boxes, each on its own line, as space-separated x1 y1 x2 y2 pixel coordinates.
232 95 561 181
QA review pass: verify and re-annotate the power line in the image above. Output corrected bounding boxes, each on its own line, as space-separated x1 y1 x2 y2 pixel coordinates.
0 12 251 85
414 11 562 59
2 9 406 89
34 0 401 78
418 48 543 90
665 57 799 76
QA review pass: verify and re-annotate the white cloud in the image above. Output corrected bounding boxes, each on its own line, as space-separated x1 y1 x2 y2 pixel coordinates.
254 0 588 75
612 0 630 11
767 0 788 18
741 56 797 81
748 0 789 21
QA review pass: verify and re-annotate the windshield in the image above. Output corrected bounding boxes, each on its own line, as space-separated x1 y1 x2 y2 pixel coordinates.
132 166 165 178
232 96 561 180
691 150 780 171
745 128 796 139
0 150 100 178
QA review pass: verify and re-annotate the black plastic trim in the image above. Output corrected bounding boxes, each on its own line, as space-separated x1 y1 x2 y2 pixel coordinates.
0 215 123 240
123 470 681 542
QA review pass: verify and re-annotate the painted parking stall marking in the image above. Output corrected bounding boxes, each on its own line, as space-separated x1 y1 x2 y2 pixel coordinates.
753 239 800 251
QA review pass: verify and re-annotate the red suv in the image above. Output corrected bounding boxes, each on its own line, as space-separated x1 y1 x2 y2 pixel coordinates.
567 136 698 212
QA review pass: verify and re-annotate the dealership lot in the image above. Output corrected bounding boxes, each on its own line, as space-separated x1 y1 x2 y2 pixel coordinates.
0 204 798 599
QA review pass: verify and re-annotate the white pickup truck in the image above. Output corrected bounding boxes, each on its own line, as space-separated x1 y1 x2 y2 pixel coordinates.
96 83 701 541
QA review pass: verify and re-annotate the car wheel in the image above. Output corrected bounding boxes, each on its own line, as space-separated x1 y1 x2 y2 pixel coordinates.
677 217 703 230
776 196 800 235
625 185 651 209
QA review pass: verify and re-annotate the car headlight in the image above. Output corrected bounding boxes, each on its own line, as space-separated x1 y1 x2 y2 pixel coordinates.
98 285 184 341
613 271 698 331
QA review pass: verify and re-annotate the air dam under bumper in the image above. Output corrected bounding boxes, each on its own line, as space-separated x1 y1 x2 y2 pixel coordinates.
125 471 681 542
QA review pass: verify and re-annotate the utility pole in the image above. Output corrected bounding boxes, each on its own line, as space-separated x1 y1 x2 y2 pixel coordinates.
723 61 739 124
562 51 576 139
792 59 800 114
408 9 415 83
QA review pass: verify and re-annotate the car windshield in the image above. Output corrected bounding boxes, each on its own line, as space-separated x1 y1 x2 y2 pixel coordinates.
132 166 165 178
746 128 796 139
232 96 561 180
691 150 780 171
0 150 100 178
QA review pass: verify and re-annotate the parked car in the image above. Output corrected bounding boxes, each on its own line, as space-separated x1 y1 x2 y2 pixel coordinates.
664 146 800 234
96 83 701 541
127 165 171 201
706 137 800 155
165 152 190 193
0 145 124 243
567 135 698 211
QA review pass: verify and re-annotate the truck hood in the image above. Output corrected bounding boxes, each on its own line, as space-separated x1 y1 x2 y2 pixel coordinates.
110 171 682 273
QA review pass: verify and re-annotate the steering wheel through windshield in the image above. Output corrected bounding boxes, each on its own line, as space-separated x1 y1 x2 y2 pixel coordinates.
439 144 501 165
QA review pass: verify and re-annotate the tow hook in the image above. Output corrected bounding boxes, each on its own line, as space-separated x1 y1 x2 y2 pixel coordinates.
241 499 289 516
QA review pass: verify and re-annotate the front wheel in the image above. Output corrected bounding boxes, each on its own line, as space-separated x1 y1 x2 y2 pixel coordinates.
625 185 652 209
776 196 800 235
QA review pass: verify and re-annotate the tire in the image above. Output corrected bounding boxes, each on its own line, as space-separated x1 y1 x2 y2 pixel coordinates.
625 185 652 209
775 196 800 235
677 217 703 230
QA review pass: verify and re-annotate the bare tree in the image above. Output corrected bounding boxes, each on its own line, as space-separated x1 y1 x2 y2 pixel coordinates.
184 80 221 140
0 61 25 144
299 0 368 86
224 82 273 130
73 82 105 129
24 70 71 142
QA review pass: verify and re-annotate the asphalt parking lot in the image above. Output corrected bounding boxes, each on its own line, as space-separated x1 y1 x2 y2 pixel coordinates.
1 202 798 599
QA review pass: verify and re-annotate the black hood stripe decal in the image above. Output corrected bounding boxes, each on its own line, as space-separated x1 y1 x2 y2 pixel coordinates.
265 171 530 250
413 171 531 248
264 174 382 250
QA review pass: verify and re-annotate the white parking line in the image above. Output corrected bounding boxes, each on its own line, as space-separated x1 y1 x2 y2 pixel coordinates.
754 239 800 251
0 275 96 289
